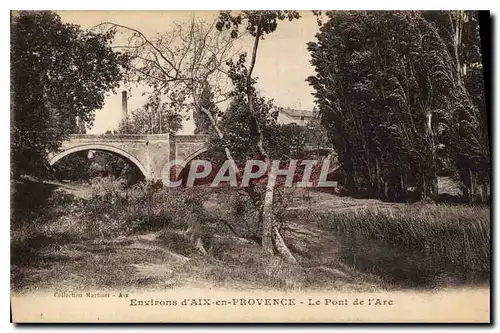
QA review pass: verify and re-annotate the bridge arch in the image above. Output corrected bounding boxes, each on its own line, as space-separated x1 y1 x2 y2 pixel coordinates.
161 146 210 182
48 143 148 179
183 147 209 165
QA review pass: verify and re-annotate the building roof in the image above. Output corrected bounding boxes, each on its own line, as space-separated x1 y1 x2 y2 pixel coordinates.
279 107 313 119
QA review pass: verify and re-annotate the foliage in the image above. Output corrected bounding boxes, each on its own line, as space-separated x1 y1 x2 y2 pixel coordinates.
11 11 126 177
303 107 331 149
215 11 302 159
217 10 301 38
90 152 144 183
12 178 490 291
270 123 309 159
424 11 490 202
307 11 489 202
118 96 183 134
209 93 278 162
52 151 91 181
84 178 210 237
194 83 221 134
218 106 330 162
206 60 310 244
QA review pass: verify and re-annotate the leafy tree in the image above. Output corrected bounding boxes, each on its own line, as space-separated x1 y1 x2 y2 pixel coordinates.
100 11 306 259
303 107 331 151
11 11 125 177
308 11 489 202
269 123 309 159
307 11 482 201
96 16 241 254
424 11 490 202
194 83 221 134
211 93 278 161
215 10 301 261
118 96 183 135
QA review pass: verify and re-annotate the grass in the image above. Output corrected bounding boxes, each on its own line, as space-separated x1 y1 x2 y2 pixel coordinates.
315 204 490 288
11 178 491 292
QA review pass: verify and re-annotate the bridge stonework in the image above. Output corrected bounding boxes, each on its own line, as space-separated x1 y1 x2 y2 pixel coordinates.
48 134 209 181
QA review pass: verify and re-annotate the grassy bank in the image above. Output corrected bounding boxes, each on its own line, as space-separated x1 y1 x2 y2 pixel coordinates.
11 178 490 292
313 204 490 288
11 178 311 292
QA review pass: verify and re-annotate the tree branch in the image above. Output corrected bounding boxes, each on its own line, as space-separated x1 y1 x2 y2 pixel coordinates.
94 22 179 79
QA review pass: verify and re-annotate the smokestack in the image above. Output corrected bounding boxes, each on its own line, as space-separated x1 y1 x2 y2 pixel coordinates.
121 90 128 119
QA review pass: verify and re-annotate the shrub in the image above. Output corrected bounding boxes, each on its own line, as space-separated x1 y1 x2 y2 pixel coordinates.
81 179 221 238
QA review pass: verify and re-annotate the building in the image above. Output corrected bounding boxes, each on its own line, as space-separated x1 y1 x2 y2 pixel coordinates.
276 107 313 126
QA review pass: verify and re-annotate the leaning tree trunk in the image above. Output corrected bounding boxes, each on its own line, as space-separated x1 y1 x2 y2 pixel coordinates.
199 103 297 263
272 226 297 263
244 24 295 261
261 169 275 256
194 17 298 264
260 164 297 263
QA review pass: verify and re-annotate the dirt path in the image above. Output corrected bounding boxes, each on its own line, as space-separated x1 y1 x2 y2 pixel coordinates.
44 180 93 199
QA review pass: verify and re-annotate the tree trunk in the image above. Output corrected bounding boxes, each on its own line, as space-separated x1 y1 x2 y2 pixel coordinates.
400 171 407 201
196 17 297 263
483 182 489 203
244 22 286 258
450 11 464 86
469 168 475 202
198 101 295 261
261 168 276 256
424 110 438 200
272 226 297 264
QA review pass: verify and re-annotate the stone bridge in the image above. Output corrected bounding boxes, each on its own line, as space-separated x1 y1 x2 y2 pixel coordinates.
48 134 209 181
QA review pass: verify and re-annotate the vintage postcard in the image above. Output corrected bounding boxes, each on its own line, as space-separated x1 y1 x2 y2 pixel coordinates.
10 10 491 323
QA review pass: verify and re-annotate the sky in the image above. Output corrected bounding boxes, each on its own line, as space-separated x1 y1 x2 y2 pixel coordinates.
57 11 321 134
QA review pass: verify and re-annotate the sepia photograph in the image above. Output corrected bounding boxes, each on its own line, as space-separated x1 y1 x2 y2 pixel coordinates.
10 9 491 323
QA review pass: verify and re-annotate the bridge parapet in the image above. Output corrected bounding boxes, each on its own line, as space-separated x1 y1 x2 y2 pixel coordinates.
169 134 210 143
67 134 171 142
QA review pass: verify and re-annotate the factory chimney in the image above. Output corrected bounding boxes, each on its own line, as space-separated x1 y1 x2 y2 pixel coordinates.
121 90 128 120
